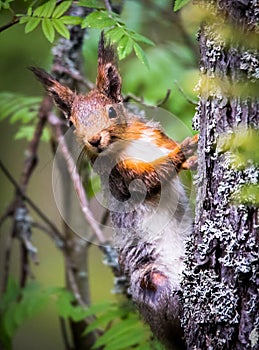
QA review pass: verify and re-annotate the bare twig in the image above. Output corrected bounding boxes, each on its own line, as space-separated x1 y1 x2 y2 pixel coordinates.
20 96 52 191
31 222 64 247
52 64 94 90
0 161 64 244
124 89 172 108
104 0 112 12
157 88 172 107
101 209 110 226
174 80 198 105
2 231 13 292
0 16 19 33
49 113 106 244
66 265 86 307
0 204 14 228
123 92 146 104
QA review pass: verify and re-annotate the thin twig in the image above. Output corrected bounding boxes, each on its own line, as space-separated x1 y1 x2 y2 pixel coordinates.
52 64 94 90
59 317 72 350
20 242 33 288
66 265 86 307
101 209 110 226
20 96 52 191
0 161 64 244
0 204 14 228
0 17 19 33
104 0 112 11
123 92 146 104
2 231 13 292
157 89 172 107
174 80 198 106
31 222 64 247
49 113 106 244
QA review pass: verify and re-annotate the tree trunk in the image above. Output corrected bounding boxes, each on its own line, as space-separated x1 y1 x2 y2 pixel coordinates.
182 1 258 349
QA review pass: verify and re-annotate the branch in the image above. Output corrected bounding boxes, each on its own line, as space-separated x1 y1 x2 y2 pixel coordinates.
157 88 171 107
48 113 106 244
0 161 64 245
104 0 112 11
174 80 198 106
52 64 94 90
2 229 13 292
0 16 19 33
20 95 52 191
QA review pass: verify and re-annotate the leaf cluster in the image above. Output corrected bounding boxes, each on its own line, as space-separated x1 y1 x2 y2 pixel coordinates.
0 278 163 350
80 4 154 67
18 0 77 43
0 0 14 11
0 92 49 141
0 278 97 350
82 300 164 350
173 0 191 12
3 0 156 68
218 128 259 206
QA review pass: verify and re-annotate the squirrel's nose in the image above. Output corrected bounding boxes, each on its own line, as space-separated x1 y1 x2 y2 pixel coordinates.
89 136 101 148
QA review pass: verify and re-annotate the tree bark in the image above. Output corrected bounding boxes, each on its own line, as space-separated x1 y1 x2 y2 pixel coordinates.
182 1 258 349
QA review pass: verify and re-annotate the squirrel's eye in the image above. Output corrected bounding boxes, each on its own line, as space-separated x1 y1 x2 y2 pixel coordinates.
108 106 117 119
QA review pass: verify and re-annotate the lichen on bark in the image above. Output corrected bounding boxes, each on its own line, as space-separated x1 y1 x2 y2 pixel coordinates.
182 1 258 349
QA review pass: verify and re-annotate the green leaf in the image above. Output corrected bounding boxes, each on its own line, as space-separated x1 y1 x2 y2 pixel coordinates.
34 0 56 18
41 128 51 142
117 35 133 60
14 125 35 141
52 19 70 39
52 0 72 18
86 175 101 199
61 15 82 25
233 184 259 206
106 27 125 44
2 281 49 339
78 0 105 9
24 17 41 33
42 18 55 42
133 42 149 68
82 300 114 318
0 0 14 10
0 94 41 121
81 10 116 29
92 317 139 349
55 290 74 318
83 307 125 335
9 107 36 124
70 306 89 322
3 303 18 338
131 32 155 46
27 6 32 16
103 328 144 350
18 16 30 25
173 0 190 11
0 96 18 121
0 278 20 311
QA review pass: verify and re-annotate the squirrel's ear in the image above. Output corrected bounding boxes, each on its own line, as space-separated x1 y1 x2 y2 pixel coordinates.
96 32 122 103
30 67 75 118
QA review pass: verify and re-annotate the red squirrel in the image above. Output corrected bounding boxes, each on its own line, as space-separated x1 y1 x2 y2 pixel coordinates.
31 33 198 349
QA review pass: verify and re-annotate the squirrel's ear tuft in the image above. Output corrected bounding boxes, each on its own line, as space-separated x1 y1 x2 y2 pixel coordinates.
30 67 75 118
96 32 122 103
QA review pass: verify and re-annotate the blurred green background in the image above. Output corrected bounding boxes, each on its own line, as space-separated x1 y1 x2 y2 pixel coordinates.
0 1 199 349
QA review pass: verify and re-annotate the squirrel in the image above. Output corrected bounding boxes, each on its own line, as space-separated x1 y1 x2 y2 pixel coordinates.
31 32 198 350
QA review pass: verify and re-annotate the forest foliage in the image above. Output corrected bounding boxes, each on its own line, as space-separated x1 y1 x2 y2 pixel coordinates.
0 1 195 349
0 1 257 350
